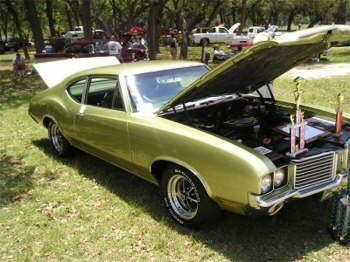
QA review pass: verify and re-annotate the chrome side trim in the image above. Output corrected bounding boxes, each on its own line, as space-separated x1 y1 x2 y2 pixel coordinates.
249 172 347 210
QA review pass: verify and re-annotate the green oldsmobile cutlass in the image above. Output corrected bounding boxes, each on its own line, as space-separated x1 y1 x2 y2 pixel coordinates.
29 26 350 228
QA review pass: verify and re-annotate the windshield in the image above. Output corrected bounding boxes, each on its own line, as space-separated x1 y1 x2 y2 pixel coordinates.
126 65 209 112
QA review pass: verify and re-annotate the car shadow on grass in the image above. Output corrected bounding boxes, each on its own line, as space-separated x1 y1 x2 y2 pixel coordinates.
32 138 337 261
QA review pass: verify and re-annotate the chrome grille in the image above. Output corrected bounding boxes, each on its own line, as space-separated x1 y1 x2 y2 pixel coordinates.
292 152 336 190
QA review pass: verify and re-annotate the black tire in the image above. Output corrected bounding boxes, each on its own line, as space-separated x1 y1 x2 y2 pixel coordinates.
48 121 75 157
161 165 221 228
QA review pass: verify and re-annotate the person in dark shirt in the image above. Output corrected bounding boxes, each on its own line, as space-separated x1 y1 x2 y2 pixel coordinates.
169 34 177 60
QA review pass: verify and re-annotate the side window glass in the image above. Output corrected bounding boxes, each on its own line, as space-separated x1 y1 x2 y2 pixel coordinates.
86 77 124 111
67 79 86 103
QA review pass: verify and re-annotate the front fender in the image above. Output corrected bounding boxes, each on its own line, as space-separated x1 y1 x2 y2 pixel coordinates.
130 114 276 207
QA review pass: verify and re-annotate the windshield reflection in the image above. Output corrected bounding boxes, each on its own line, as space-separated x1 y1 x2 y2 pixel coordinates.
125 66 209 112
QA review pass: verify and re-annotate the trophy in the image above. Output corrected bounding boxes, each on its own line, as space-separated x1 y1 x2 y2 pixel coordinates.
287 77 308 158
335 93 344 135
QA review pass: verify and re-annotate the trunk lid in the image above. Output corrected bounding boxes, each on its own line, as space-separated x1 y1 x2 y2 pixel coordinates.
34 56 120 88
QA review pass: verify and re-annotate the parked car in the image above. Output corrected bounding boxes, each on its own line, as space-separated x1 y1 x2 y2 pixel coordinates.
5 37 31 51
247 26 266 39
63 26 107 40
192 23 249 45
29 25 350 228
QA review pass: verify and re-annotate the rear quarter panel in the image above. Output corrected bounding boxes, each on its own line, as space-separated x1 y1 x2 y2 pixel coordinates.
29 83 79 140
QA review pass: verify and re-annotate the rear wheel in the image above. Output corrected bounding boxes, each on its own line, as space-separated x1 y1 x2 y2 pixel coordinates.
161 165 221 228
48 121 75 157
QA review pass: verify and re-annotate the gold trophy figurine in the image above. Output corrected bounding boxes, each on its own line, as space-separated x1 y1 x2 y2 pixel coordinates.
287 77 308 157
294 77 304 112
336 93 344 135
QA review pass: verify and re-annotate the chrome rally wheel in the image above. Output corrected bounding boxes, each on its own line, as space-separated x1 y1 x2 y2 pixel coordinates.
50 123 64 154
161 165 221 228
167 174 200 220
48 121 74 157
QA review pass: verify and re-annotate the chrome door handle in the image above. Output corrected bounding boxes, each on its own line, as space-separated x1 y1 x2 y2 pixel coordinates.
77 105 86 116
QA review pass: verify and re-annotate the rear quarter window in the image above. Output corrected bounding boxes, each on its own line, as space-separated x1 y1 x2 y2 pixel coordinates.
67 79 86 103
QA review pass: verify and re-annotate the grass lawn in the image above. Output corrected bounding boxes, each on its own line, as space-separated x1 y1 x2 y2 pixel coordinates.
0 47 350 261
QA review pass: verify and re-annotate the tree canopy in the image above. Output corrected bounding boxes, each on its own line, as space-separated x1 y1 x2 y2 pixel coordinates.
0 0 349 59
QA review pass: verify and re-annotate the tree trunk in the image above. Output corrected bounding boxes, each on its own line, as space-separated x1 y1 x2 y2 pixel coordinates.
147 3 160 60
180 8 189 60
287 10 296 32
46 0 56 36
238 0 247 35
5 0 29 59
231 3 237 24
1 10 9 41
272 11 279 25
333 0 347 24
79 0 93 40
205 1 222 27
65 5 73 30
308 15 322 28
69 0 80 26
147 1 165 60
23 0 44 54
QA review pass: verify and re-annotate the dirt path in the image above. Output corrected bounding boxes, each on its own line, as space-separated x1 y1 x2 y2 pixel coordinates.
282 62 350 79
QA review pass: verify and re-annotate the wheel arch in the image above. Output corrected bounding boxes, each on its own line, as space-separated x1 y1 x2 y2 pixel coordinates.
43 116 54 128
150 157 214 198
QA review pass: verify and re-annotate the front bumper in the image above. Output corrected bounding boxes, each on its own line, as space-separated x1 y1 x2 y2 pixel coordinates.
248 171 348 215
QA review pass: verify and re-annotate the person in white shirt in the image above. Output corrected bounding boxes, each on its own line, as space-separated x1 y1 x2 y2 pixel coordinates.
107 35 123 62
12 53 26 76
213 46 230 61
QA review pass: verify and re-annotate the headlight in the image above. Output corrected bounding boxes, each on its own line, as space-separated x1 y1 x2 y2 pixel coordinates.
274 168 287 188
261 174 272 194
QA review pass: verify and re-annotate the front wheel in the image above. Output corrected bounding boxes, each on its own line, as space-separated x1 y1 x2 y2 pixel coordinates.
161 165 221 228
48 121 75 157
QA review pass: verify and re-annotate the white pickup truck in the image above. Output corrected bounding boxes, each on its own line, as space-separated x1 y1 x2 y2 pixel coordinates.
192 23 250 45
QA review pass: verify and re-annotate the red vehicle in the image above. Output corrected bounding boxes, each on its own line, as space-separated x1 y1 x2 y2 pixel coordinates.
230 42 254 53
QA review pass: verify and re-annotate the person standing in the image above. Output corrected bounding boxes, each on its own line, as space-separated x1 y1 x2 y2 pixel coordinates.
169 34 177 60
140 34 149 60
107 35 123 62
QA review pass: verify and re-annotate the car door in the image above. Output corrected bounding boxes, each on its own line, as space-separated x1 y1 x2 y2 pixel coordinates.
74 76 133 170
218 27 231 43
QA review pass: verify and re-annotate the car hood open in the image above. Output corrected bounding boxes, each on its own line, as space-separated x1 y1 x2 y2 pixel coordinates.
228 23 241 34
157 25 350 114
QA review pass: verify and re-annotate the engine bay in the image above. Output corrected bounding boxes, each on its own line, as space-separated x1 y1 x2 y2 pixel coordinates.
162 96 350 165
